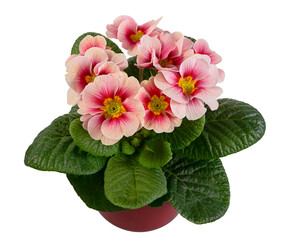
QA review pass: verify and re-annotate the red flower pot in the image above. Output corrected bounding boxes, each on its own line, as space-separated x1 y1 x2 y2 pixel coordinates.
99 202 178 232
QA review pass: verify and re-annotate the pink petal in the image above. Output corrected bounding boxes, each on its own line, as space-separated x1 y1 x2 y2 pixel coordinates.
78 98 103 115
193 39 222 64
123 98 145 120
138 17 162 35
67 88 80 106
185 98 207 120
137 35 161 68
87 114 106 140
170 100 187 119
65 56 92 93
101 118 123 140
82 75 118 108
141 77 161 97
94 62 120 76
218 69 225 83
160 71 181 85
106 15 134 39
196 64 219 88
179 55 210 80
65 54 77 66
79 35 107 55
84 47 108 68
110 53 128 70
169 32 185 58
115 74 141 99
117 19 138 52
163 86 189 104
194 87 223 110
100 136 119 145
80 115 92 131
135 87 151 108
154 72 173 91
119 112 140 137
158 32 176 60
144 111 172 133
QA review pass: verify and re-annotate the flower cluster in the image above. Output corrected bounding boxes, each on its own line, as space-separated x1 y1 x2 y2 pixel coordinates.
65 16 224 145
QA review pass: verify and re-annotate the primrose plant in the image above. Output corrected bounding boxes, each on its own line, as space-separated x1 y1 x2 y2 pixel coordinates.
25 16 265 224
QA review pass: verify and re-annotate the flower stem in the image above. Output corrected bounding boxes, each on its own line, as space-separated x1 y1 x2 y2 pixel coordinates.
139 68 143 82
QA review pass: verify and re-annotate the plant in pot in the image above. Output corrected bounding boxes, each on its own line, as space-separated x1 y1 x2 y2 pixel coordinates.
24 16 266 232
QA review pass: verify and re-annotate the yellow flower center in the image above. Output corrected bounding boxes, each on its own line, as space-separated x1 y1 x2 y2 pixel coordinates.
147 95 169 115
130 30 144 43
179 76 197 95
100 96 126 119
159 58 173 67
85 73 97 84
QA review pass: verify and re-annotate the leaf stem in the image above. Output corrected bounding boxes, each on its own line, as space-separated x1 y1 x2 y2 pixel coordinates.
139 68 143 82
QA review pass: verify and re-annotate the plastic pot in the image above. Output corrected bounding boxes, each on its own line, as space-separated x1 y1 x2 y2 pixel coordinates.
99 201 178 232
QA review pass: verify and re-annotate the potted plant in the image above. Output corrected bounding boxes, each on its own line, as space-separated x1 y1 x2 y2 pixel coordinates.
24 16 266 232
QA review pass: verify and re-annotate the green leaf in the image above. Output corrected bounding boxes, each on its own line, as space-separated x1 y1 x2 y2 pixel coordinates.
164 155 230 224
69 104 79 114
121 140 135 155
138 139 173 168
185 36 196 43
148 194 170 208
104 154 167 209
24 113 107 175
69 118 119 157
123 56 152 80
154 116 205 151
67 169 125 212
71 32 123 55
178 98 266 159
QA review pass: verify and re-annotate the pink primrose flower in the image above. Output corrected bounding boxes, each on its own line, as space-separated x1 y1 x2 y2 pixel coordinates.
137 32 194 71
106 16 162 56
65 47 122 105
78 72 145 145
136 77 182 133
154 55 222 120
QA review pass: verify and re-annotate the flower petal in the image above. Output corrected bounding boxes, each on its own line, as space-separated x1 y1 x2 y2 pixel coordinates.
170 100 187 119
117 19 138 52
144 111 171 133
87 114 106 140
179 55 210 80
84 47 108 68
196 64 219 88
218 69 225 83
101 118 123 140
94 62 120 76
65 56 92 93
138 17 162 35
67 88 80 106
110 53 128 70
137 35 161 68
106 15 134 39
79 35 107 55
193 39 222 64
115 74 141 99
194 86 223 110
119 112 140 137
123 98 145 120
185 98 207 120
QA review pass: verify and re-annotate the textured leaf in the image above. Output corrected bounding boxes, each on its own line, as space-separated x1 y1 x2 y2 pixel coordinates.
164 155 230 224
69 118 119 157
148 194 170 208
178 98 266 159
69 104 79 114
71 32 122 55
104 154 167 209
154 116 205 151
138 139 173 168
123 56 152 81
25 113 107 175
67 170 125 212
185 36 196 43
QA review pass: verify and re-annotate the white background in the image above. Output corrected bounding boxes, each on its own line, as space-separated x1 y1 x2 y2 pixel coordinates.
1 0 280 239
